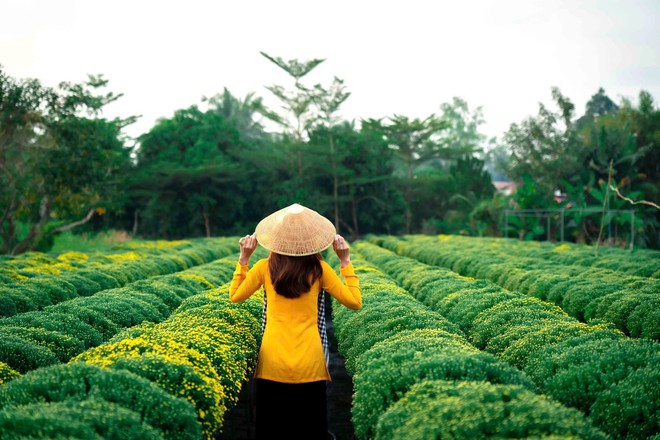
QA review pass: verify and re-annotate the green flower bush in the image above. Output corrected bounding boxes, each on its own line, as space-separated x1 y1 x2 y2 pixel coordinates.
0 399 163 439
351 329 535 439
0 311 101 350
0 362 202 439
590 365 660 439
524 337 660 414
0 326 84 362
374 380 608 440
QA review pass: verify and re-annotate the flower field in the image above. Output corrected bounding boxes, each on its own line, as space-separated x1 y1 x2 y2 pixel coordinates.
0 235 658 439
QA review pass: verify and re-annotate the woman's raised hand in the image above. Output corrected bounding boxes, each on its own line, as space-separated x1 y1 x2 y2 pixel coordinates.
238 234 257 265
333 234 351 268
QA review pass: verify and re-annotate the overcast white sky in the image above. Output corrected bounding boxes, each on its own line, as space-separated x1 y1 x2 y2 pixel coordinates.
2 0 659 145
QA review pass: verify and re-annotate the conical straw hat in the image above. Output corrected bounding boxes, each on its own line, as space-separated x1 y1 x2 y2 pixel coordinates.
255 203 336 256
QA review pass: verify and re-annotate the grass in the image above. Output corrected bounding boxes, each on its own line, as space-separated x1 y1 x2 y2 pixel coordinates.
50 230 133 253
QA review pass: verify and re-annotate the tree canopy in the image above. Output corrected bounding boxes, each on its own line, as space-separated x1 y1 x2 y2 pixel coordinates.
2 62 658 254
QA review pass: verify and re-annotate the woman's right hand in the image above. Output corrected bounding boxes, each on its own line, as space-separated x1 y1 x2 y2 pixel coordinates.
333 234 351 268
238 234 257 265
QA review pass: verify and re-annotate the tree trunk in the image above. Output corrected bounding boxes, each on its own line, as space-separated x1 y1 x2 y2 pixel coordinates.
329 133 340 231
203 208 212 238
11 197 52 255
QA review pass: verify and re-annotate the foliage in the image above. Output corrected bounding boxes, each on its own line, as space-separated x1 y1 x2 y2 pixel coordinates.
0 399 164 439
0 362 202 439
351 330 534 439
374 380 608 440
0 66 135 255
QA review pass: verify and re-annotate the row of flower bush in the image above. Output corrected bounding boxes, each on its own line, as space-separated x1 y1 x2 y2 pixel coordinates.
374 234 660 341
357 240 659 440
0 238 240 317
432 235 659 278
325 251 607 440
0 238 210 283
0 250 266 439
0 248 243 377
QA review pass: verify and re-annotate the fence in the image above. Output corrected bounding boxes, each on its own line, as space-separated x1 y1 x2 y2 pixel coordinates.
503 208 636 249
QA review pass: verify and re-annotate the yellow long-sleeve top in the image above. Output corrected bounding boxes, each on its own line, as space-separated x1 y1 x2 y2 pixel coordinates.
229 258 361 383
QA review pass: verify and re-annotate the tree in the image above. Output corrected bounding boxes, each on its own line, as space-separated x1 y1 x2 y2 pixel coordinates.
437 97 487 158
312 77 351 230
308 121 403 238
363 114 448 233
131 105 247 238
575 87 619 131
259 52 325 178
503 87 585 196
0 67 133 254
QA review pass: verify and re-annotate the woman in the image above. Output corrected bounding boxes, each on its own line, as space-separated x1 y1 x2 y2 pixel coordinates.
230 203 362 439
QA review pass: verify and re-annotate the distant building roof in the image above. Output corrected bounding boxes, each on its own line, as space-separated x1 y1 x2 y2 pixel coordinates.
493 181 518 195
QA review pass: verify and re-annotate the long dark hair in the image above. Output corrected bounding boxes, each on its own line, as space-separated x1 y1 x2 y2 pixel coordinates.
268 252 323 298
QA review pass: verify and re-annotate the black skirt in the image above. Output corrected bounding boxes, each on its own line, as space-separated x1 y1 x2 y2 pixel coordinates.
255 378 328 440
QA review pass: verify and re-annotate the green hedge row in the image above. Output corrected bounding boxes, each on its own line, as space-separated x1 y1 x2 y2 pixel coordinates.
326 251 606 440
358 240 660 440
0 238 239 317
437 235 660 278
374 234 660 341
0 248 266 439
0 252 242 375
0 238 216 282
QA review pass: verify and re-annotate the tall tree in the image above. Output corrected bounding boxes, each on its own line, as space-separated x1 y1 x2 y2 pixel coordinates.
308 121 403 238
503 87 585 196
437 97 487 157
0 67 133 254
260 52 325 178
312 77 351 229
131 105 245 238
363 114 448 233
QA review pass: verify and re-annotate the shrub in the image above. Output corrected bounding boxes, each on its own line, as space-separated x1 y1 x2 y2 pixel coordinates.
0 334 59 373
626 295 660 340
76 337 227 438
0 286 36 317
112 317 250 408
435 288 521 333
47 300 120 341
0 362 19 385
374 380 608 440
59 272 102 296
26 277 78 305
351 330 535 439
78 292 166 327
0 311 102 349
590 365 660 439
0 362 202 439
527 337 660 413
74 269 121 290
0 399 162 439
469 297 574 349
496 322 605 370
561 282 625 322
125 279 185 310
0 326 84 362
336 299 463 376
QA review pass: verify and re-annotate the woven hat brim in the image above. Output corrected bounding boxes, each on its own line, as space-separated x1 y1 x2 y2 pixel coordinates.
255 204 336 256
